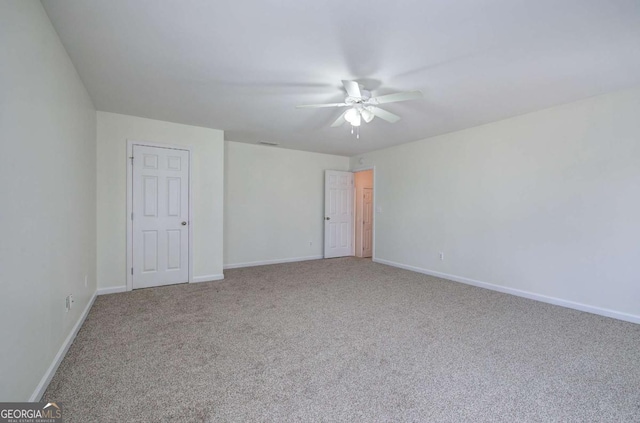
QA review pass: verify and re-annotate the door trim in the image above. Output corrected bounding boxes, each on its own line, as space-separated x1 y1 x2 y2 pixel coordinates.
126 140 193 291
350 165 376 260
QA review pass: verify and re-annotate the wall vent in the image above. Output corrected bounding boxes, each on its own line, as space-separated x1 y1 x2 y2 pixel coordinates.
258 141 279 146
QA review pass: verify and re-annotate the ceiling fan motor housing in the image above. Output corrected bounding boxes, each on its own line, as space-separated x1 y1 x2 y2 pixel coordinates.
346 89 371 104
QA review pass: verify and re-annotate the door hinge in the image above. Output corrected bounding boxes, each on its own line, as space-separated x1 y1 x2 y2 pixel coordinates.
131 267 133 275
130 156 134 164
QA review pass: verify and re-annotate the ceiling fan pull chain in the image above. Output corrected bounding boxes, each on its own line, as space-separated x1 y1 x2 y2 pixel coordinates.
351 126 354 135
357 126 360 139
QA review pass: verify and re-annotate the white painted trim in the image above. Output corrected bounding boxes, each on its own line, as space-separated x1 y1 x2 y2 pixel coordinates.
191 274 225 283
126 140 194 291
350 165 376 260
224 255 323 270
374 258 640 325
97 286 127 295
29 292 97 401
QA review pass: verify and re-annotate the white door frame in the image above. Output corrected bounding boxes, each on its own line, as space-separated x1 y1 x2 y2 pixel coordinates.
350 166 376 260
126 140 194 291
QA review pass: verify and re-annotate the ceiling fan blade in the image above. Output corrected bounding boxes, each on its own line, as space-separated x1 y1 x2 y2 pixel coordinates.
369 91 422 105
296 102 348 108
331 111 347 127
369 106 401 123
342 80 362 98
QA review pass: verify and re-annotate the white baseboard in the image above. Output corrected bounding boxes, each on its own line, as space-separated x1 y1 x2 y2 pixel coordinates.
191 274 225 284
374 258 640 325
96 286 127 295
29 291 97 401
224 255 323 270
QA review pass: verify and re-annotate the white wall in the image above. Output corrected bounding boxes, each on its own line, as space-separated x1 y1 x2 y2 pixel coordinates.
351 87 640 322
0 1 97 401
97 112 224 289
225 141 349 267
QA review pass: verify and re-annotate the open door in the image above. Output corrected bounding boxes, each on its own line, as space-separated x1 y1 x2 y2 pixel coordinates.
324 170 354 258
354 169 374 258
362 187 373 257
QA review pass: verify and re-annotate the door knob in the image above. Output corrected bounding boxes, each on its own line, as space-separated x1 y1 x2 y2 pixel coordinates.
181 221 187 226
325 217 330 220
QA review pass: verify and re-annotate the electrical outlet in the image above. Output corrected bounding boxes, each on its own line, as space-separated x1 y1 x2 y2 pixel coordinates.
65 296 70 312
439 252 444 261
69 294 74 309
84 275 88 287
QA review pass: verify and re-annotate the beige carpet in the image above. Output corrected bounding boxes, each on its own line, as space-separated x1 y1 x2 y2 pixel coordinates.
44 258 640 422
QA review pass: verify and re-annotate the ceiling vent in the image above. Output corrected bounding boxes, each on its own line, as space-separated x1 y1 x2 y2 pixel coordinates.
258 141 279 146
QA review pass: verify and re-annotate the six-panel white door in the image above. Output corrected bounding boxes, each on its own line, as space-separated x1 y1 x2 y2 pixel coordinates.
362 188 373 257
324 170 354 258
132 145 189 289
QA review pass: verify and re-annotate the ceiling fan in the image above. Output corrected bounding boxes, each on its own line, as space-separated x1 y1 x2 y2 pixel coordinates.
296 80 423 131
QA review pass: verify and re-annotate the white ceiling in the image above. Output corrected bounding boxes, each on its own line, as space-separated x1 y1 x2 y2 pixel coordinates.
42 0 640 156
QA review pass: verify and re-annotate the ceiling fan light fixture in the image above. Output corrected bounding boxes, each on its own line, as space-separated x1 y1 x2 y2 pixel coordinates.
350 113 361 127
361 108 374 123
344 108 359 124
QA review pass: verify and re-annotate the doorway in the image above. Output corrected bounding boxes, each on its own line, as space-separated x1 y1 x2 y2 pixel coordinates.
126 142 192 290
323 168 375 259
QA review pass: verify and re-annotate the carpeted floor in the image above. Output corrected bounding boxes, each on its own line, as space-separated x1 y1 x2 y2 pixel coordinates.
44 258 640 422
